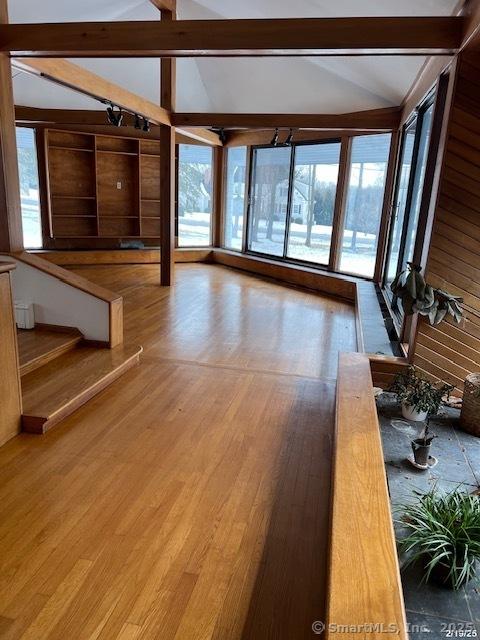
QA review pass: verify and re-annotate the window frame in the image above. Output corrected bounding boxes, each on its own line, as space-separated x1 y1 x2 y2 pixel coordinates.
222 145 249 252
245 137 343 269
176 143 214 249
382 90 436 321
336 132 394 279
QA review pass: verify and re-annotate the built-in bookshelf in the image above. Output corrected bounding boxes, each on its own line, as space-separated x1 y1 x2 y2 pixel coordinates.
46 130 162 240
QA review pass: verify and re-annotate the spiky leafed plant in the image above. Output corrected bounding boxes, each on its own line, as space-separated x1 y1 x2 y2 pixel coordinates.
391 263 463 326
399 489 480 590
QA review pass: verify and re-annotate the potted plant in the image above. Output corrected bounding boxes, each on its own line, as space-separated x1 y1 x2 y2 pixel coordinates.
390 366 453 422
399 489 480 589
391 263 463 326
411 420 436 467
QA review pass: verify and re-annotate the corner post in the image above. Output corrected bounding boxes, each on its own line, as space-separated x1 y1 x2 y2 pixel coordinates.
0 1 23 252
159 1 176 285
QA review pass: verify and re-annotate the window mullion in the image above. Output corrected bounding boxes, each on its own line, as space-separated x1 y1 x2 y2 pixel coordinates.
283 144 296 259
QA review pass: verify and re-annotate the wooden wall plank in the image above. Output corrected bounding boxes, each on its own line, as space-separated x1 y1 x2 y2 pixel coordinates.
413 52 480 392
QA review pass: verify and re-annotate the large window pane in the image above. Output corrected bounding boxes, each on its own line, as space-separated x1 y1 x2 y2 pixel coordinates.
403 104 434 265
385 121 417 284
178 144 213 247
286 142 340 265
339 133 392 278
247 146 292 257
224 146 247 251
16 127 42 249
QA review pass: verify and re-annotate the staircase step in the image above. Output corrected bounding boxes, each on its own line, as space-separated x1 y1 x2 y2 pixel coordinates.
21 343 142 434
18 326 83 376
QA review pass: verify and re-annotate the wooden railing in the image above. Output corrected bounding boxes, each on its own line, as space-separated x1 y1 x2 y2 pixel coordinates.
326 352 407 639
0 252 123 347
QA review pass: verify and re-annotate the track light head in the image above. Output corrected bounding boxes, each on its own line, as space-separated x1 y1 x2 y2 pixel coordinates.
106 104 123 127
134 113 142 130
270 128 279 147
209 126 227 144
284 129 294 146
142 117 150 132
106 104 116 126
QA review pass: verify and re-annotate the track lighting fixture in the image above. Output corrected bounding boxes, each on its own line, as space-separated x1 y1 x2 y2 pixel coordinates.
209 127 227 144
106 103 123 127
102 99 151 134
270 128 279 147
284 129 294 146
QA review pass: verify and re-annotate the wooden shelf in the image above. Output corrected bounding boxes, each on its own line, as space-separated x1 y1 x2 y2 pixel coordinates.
46 129 161 244
52 195 96 200
50 146 94 153
96 150 138 157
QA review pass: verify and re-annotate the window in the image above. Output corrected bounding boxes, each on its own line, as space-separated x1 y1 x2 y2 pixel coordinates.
286 141 340 265
16 127 42 249
339 134 392 278
384 94 435 315
247 146 292 257
178 144 213 247
385 122 416 285
224 146 247 251
229 133 394 279
403 105 434 266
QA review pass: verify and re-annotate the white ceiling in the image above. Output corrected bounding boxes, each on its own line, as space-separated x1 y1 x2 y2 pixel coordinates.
9 0 459 114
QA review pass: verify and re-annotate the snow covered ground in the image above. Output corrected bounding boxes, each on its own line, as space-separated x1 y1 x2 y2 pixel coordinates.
20 188 42 249
181 214 377 277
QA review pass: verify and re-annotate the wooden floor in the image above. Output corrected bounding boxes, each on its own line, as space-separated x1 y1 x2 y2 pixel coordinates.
0 264 356 640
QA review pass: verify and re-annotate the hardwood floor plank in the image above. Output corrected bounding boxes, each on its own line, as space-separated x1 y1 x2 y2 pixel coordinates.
0 264 356 640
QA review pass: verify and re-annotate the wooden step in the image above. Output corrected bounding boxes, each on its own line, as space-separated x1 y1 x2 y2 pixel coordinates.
17 326 83 376
21 343 142 434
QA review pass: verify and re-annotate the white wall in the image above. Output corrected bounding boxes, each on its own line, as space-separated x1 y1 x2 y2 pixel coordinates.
0 256 109 342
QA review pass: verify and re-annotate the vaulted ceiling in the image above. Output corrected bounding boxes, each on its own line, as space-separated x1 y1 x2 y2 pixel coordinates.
9 0 459 114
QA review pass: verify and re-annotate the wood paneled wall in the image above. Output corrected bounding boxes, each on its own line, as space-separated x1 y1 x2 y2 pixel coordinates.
413 52 480 393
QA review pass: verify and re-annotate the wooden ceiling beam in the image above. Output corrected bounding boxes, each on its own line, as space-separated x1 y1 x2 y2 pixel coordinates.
13 58 171 126
172 107 402 130
14 105 221 146
149 0 176 11
224 128 385 147
0 17 463 57
15 105 108 125
175 127 221 146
